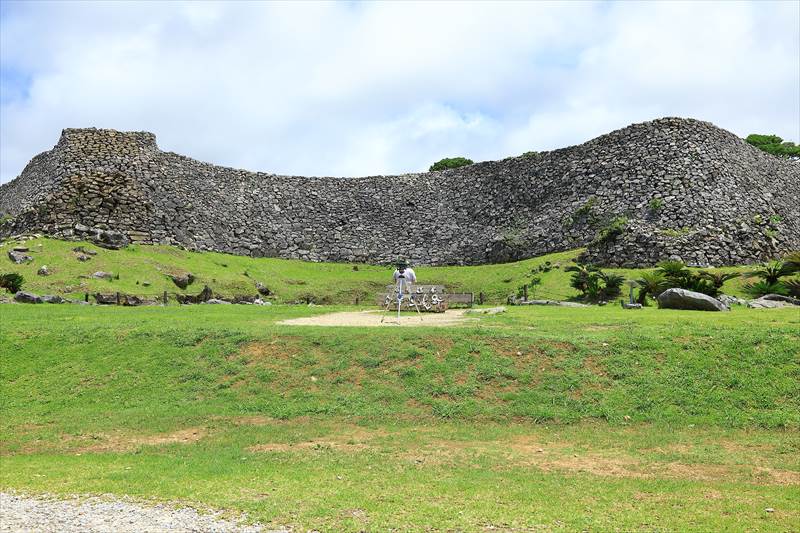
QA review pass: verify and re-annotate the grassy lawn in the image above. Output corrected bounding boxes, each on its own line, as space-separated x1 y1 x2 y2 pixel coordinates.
0 237 759 303
1 303 798 531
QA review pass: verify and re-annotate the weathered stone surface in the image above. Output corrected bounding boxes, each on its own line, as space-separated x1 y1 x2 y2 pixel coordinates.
718 294 748 306
510 297 589 308
175 285 213 304
203 298 231 304
169 272 195 289
75 253 91 262
92 271 114 280
93 293 118 305
41 294 65 304
1 118 798 267
748 294 800 308
657 288 730 311
37 265 50 276
759 293 800 305
8 250 33 264
255 282 271 296
14 291 42 304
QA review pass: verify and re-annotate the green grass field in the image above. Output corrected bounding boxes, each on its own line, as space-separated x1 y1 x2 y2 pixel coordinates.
2 301 798 531
0 237 758 303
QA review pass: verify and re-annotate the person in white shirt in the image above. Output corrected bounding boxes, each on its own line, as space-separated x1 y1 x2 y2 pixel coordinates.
392 261 417 301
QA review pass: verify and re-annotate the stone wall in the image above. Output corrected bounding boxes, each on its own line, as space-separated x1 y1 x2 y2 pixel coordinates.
1 118 798 267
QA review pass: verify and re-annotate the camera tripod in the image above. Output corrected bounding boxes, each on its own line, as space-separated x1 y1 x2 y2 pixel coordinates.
380 274 423 323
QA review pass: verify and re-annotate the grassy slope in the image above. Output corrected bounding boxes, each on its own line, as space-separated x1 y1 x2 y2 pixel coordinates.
1 304 799 530
1 237 758 303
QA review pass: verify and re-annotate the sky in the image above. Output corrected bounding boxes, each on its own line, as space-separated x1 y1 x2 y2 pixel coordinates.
0 0 798 183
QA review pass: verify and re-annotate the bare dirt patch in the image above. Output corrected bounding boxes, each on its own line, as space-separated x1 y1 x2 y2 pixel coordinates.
67 427 207 453
277 309 478 327
248 425 386 454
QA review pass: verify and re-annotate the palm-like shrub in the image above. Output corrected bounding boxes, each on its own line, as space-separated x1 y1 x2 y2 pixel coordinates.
698 270 741 289
567 263 623 302
636 271 669 304
783 251 800 274
566 263 600 295
0 273 24 293
784 278 800 298
743 280 789 298
656 260 718 296
599 272 624 300
746 260 793 285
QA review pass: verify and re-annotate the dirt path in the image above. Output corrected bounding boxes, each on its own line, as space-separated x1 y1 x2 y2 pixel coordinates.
278 309 479 327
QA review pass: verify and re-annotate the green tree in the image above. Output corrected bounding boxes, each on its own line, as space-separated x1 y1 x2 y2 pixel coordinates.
429 157 474 172
745 134 800 157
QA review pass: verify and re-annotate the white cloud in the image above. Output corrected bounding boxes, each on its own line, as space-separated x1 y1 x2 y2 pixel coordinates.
0 0 797 183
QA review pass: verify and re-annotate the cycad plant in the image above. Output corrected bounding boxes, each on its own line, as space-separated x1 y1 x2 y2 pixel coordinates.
698 270 741 290
566 263 600 295
636 271 669 304
745 260 793 285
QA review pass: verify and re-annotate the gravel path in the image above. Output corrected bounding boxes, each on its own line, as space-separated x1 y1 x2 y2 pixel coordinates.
0 493 286 533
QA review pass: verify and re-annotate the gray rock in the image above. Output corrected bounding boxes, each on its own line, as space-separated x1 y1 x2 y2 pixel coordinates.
747 294 800 308
203 298 232 304
92 271 114 280
75 253 91 262
718 294 748 306
93 229 128 250
759 293 800 305
11 245 29 252
8 250 33 264
657 288 730 311
169 272 195 289
93 293 118 305
37 265 50 276
41 294 65 304
14 291 42 304
256 282 271 296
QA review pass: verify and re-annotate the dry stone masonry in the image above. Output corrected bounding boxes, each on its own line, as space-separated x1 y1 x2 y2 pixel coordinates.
1 118 798 266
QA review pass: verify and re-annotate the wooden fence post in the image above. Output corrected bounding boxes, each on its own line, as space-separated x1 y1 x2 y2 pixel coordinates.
116 292 120 305
479 292 485 304
163 291 168 305
523 285 528 301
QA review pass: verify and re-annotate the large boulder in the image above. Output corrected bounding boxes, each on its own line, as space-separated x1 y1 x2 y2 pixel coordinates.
92 229 129 250
14 291 42 304
92 271 114 280
657 288 730 311
748 294 800 309
41 294 65 304
169 272 195 289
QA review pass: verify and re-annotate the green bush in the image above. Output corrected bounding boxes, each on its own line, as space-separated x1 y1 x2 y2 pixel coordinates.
0 273 24 293
648 198 663 211
655 260 719 297
595 216 628 243
429 157 474 172
743 280 788 298
745 134 800 157
566 263 623 303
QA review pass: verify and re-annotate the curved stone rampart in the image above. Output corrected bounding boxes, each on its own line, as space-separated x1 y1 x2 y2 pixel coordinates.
1 118 798 266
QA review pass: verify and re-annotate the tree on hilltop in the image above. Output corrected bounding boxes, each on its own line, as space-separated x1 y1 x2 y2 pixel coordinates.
429 157 474 172
745 134 800 157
